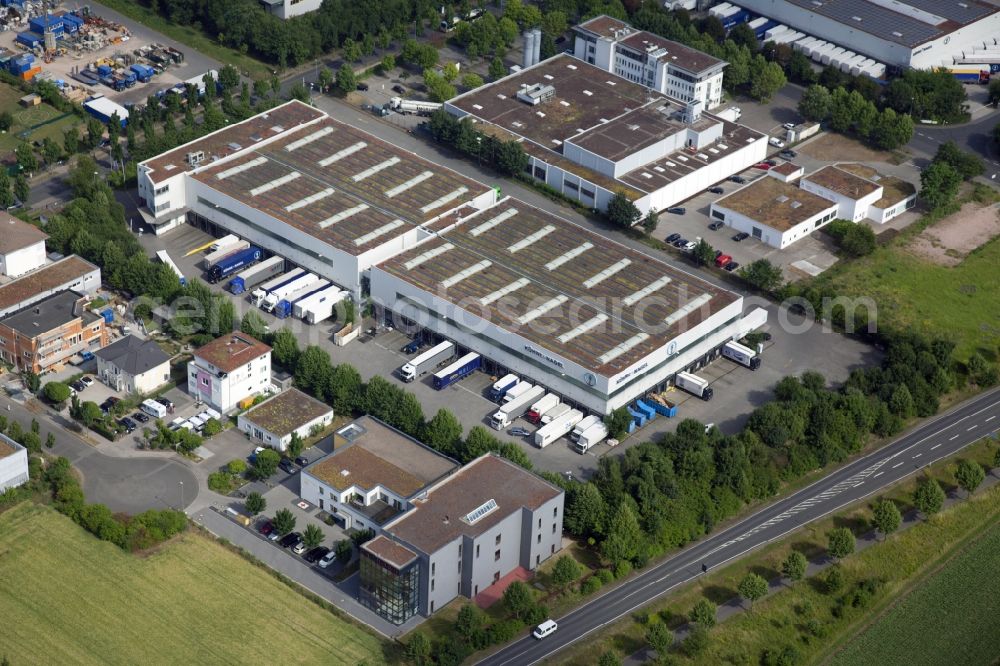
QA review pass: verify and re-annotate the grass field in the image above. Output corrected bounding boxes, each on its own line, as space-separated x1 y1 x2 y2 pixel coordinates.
0 503 388 665
829 517 1000 666
0 82 79 155
812 233 1000 360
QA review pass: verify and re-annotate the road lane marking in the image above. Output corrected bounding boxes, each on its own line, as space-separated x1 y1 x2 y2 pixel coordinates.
892 462 904 468
968 425 978 431
987 416 996 422
931 443 941 450
950 435 959 440
874 472 883 478
913 453 922 459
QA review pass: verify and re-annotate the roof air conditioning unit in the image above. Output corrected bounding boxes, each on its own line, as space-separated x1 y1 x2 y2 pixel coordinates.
186 150 205 165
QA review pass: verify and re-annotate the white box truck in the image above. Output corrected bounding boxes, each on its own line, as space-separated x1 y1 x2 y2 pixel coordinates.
526 393 559 424
251 268 307 307
571 415 602 441
502 381 533 404
209 234 239 252
574 423 608 454
399 341 455 382
297 287 348 324
534 409 583 448
490 384 545 430
261 272 320 312
722 340 761 370
676 371 714 401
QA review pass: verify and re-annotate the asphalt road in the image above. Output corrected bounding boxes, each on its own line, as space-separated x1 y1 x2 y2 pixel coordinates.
907 110 1000 173
478 386 1000 666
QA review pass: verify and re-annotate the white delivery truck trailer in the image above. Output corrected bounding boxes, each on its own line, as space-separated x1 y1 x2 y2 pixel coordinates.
534 409 583 448
722 340 761 370
526 393 559 424
675 371 714 401
399 341 455 382
297 287 348 324
490 384 545 430
540 403 570 425
203 240 250 269
574 423 608 454
251 268 307 306
571 415 602 441
261 272 320 312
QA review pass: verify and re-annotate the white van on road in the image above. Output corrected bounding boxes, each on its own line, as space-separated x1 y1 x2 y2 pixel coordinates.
533 619 558 639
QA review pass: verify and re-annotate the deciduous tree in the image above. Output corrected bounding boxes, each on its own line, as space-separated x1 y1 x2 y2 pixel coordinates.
738 572 768 610
827 527 855 560
551 555 582 589
245 491 266 516
502 580 534 618
422 409 463 455
872 498 901 538
913 477 945 516
781 550 807 583
646 622 672 656
601 502 641 565
253 448 280 479
955 459 985 497
303 523 324 548
273 507 295 535
690 598 717 628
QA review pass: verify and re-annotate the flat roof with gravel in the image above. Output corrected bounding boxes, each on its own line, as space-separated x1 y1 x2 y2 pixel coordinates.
714 177 836 232
240 388 331 438
835 163 916 208
804 165 881 199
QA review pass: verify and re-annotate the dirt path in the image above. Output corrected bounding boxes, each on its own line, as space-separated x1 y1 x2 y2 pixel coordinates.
907 202 1000 266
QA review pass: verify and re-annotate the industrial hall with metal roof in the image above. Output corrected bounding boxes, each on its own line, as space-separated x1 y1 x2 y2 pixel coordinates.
137 100 766 415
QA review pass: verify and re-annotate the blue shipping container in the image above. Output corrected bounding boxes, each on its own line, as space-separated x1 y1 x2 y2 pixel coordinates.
15 33 41 50
100 309 114 324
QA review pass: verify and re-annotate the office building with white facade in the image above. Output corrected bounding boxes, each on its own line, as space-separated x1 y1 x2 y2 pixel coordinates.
800 164 916 224
0 433 29 493
734 0 1000 69
353 448 564 623
0 213 48 279
573 15 727 110
445 54 766 215
187 332 272 413
259 0 321 19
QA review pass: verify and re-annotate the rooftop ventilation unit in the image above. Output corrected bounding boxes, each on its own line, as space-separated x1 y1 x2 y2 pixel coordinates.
517 83 556 106
185 150 205 165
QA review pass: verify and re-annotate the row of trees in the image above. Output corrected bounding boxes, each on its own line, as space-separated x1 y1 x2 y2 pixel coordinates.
798 85 914 150
427 108 529 176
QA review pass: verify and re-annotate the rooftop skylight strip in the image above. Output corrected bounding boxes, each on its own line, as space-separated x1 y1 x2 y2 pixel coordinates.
352 156 401 182
215 156 267 180
664 293 712 327
318 203 368 228
249 171 300 196
421 186 469 213
285 187 336 212
469 208 518 237
508 225 556 253
440 260 492 288
318 141 367 166
518 295 568 324
480 278 530 305
622 275 672 306
545 242 593 271
558 314 609 343
583 258 631 289
353 219 405 246
404 243 455 270
284 126 334 152
385 171 434 198
598 332 650 365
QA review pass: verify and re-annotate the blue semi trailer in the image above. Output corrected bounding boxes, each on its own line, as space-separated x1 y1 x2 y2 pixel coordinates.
207 246 262 283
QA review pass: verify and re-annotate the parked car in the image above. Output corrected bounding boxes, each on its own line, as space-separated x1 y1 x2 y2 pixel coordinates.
259 520 275 537
392 84 405 94
508 427 531 437
752 162 771 170
682 240 697 252
782 122 796 130
708 220 724 231
304 546 330 563
768 137 785 148
248 446 265 464
118 417 137 433
131 411 150 423
672 238 688 248
764 159 778 166
279 458 298 474
708 186 724 194
666 207 686 215
724 260 740 272
728 175 745 184
80 376 94 387
267 528 282 542
356 82 369 91
279 532 302 549
292 540 309 555
70 380 87 393
732 231 750 242
154 397 174 413
294 456 309 467
779 149 797 159
665 233 681 243
402 339 422 354
714 253 732 267
79 351 95 362
318 550 338 568
100 397 121 414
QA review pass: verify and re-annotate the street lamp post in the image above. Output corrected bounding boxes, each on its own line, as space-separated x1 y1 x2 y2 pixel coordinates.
179 481 184 509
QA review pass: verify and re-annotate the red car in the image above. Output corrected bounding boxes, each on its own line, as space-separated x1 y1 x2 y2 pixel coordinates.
258 520 274 537
752 162 771 170
715 253 732 267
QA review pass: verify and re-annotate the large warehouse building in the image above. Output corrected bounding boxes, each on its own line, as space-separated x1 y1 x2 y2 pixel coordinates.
444 54 767 215
137 101 496 300
734 0 1000 69
139 102 766 415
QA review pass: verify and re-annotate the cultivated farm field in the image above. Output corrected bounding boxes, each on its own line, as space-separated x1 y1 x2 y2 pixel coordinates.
0 503 387 665
830 517 1000 666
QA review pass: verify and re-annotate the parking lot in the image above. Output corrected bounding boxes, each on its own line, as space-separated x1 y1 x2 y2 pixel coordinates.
138 222 881 480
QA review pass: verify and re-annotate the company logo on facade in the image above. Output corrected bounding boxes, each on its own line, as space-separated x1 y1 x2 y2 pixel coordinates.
523 344 565 369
